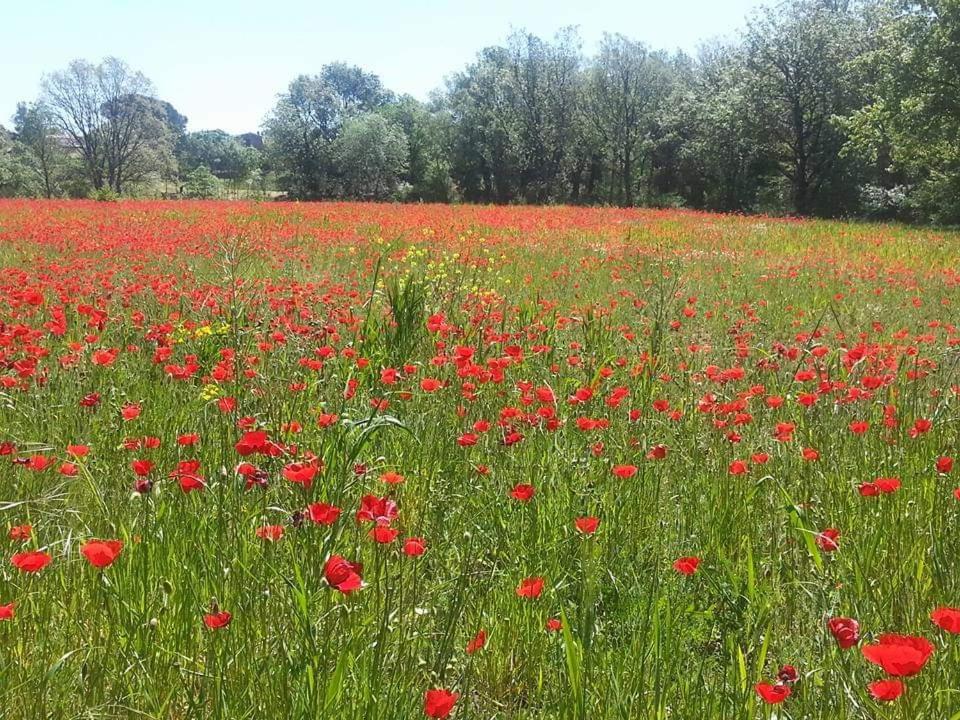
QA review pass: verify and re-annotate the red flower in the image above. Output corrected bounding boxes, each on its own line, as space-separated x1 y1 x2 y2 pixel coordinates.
612 464 637 479
81 539 123 568
827 617 860 649
8 524 31 541
420 378 442 393
755 683 791 704
282 461 318 488
545 617 563 632
466 629 486 654
306 502 341 526
324 555 363 594
931 607 960 634
423 688 458 718
0 602 14 621
575 516 599 535
203 611 232 629
673 556 700 576
235 430 269 456
380 471 405 485
370 525 399 544
179 474 206 493
11 550 51 573
403 537 426 556
121 403 141 421
816 528 840 552
516 576 545 599
937 456 954 474
131 459 154 476
510 483 535 502
356 495 398 525
256 525 285 542
861 634 934 676
867 679 904 702
728 459 749 475
646 444 668 460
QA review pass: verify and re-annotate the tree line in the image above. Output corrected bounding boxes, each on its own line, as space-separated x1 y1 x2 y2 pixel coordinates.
2 0 959 223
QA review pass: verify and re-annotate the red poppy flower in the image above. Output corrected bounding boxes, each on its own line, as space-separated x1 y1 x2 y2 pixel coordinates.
728 459 749 475
545 617 563 632
755 683 791 704
466 629 486 654
612 464 637 479
11 550 51 573
673 556 700 576
861 634 934 676
575 516 599 535
256 525 285 542
420 378 442 393
370 525 399 544
131 459 154 476
324 555 363 594
356 495 398 525
827 617 860 649
66 444 89 457
816 528 840 552
423 688 458 718
282 462 318 488
931 607 960 634
203 611 232 629
516 576 545 599
777 665 798 684
868 679 904 702
380 471 405 485
179 474 206 493
510 483 535 502
0 602 14 621
403 537 426 556
306 502 341 526
8 524 31 541
937 456 954 474
81 539 123 568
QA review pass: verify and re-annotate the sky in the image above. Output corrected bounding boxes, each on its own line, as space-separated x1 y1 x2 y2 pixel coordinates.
1 0 764 135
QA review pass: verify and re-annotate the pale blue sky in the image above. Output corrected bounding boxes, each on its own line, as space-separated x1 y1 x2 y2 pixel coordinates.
2 0 765 134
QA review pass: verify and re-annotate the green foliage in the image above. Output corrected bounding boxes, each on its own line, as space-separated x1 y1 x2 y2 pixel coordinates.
333 114 408 200
182 165 221 199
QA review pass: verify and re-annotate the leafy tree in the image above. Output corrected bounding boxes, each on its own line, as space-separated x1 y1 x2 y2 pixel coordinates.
842 0 960 223
264 64 391 199
182 165 220 199
177 130 259 182
12 102 68 198
333 113 408 200
0 126 41 197
581 35 674 206
741 1 866 215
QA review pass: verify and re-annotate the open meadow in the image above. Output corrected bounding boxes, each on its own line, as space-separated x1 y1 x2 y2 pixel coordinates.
0 200 958 719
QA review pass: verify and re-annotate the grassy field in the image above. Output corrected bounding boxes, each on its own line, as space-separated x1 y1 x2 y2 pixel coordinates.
0 200 958 719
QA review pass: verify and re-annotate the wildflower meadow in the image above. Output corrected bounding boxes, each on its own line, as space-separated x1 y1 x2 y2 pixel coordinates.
0 199 958 719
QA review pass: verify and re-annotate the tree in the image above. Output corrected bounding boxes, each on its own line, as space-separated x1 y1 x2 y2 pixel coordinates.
0 126 41 197
41 57 175 194
177 130 259 182
741 1 865 215
182 165 221 198
582 35 674 206
264 64 392 199
842 0 960 223
12 102 67 198
333 113 408 199
380 95 455 201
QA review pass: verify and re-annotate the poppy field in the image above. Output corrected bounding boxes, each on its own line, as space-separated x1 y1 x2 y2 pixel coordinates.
1 199 959 719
